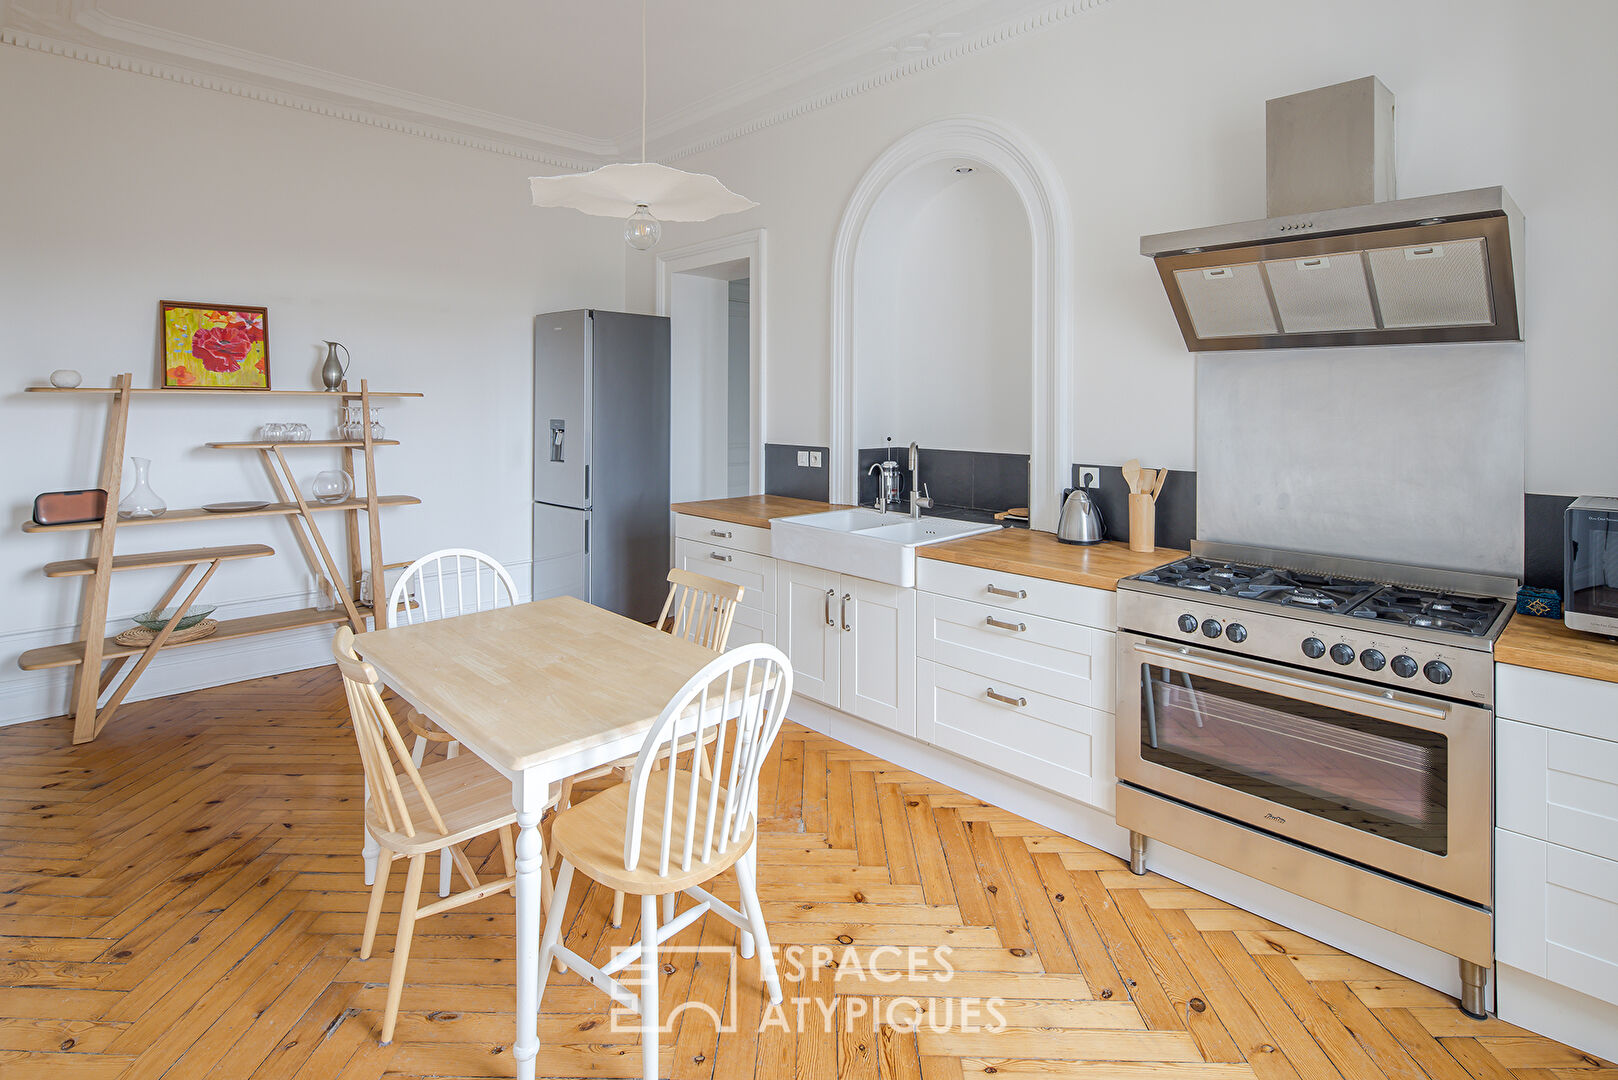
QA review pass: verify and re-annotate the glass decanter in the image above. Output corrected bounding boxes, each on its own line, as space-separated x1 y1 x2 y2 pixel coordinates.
117 457 167 519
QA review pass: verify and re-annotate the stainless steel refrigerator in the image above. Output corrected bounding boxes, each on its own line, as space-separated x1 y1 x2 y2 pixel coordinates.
532 309 670 623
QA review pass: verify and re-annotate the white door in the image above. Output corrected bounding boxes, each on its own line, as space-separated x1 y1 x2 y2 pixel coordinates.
778 563 839 706
839 576 916 734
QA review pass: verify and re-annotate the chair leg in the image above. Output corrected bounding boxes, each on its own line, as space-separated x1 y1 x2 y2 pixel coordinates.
499 825 517 883
382 854 426 1044
536 859 575 1008
611 889 626 929
449 845 481 890
361 851 394 959
639 893 660 1080
735 852 781 1005
662 892 676 925
557 775 575 811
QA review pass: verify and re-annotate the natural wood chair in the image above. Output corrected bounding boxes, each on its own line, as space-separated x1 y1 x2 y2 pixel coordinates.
332 626 556 1045
558 567 746 927
539 643 793 1080
369 548 518 897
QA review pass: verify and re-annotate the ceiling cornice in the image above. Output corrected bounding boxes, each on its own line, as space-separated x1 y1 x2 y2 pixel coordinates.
1 0 1116 167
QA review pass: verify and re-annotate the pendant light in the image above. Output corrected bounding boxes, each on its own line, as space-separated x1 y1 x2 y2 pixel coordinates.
529 0 756 249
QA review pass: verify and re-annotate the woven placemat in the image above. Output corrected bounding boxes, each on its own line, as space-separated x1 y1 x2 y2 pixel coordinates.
114 618 219 647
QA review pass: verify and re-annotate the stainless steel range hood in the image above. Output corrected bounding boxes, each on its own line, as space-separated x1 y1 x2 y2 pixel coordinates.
1141 78 1524 352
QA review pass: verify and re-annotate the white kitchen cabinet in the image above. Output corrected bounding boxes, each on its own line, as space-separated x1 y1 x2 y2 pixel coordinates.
673 536 776 648
1495 661 1618 1023
778 561 915 733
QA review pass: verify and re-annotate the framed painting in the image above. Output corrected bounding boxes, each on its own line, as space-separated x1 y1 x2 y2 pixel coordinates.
160 302 270 390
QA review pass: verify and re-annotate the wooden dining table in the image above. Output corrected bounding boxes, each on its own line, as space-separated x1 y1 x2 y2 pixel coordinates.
354 594 719 1079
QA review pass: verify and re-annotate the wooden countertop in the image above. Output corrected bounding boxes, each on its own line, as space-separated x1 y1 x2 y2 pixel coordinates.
920 530 1186 591
1496 615 1618 683
670 495 845 529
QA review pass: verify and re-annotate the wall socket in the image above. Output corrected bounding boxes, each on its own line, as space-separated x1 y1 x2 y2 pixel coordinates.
1077 466 1101 490
809 451 823 468
796 450 810 466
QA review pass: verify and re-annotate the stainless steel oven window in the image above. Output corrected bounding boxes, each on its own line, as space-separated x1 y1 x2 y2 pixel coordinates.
1139 664 1449 854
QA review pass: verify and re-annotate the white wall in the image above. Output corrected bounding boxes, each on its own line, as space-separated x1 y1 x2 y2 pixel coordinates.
668 273 731 502
0 47 625 724
853 163 1032 455
626 0 1618 499
727 279 751 496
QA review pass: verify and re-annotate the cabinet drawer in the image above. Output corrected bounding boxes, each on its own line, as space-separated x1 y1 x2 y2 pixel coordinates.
1497 829 1618 1008
1497 662 1618 742
675 514 772 557
916 557 1115 630
1498 718 1618 861
674 539 775 615
917 591 1115 708
918 659 1105 806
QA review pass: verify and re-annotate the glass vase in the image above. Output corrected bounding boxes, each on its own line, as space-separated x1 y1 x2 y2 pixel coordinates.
117 457 167 519
310 469 353 505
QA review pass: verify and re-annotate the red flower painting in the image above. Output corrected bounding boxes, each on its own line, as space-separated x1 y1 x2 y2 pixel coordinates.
161 303 269 389
191 324 255 372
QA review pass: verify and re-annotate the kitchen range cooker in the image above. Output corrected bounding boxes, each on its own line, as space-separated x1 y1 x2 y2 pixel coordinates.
1113 540 1515 1019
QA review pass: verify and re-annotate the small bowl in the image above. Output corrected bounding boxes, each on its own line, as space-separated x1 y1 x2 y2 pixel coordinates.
131 606 217 632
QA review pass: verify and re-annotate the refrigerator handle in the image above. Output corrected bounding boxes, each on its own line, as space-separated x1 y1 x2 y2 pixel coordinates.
584 464 590 501
584 517 589 555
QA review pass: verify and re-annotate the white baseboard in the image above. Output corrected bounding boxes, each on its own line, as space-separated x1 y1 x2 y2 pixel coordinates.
788 696 1491 1014
0 558 536 729
1497 964 1618 1063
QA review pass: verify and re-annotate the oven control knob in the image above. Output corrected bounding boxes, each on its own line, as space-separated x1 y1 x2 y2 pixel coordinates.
1423 660 1453 685
1201 619 1223 638
1329 643 1356 666
1226 623 1248 643
1301 637 1326 659
1391 654 1419 678
1360 648 1386 671
1178 614 1199 634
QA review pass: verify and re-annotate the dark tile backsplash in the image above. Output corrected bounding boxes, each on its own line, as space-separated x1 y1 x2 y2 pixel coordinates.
1071 463 1197 552
764 443 830 502
1524 493 1574 591
856 447 1029 514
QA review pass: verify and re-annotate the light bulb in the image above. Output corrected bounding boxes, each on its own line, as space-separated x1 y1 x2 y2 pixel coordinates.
625 204 662 251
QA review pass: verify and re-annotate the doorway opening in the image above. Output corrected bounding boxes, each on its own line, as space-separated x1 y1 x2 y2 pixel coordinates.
657 231 766 501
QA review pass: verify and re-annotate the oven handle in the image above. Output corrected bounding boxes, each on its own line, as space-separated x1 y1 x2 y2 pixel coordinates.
1133 642 1448 723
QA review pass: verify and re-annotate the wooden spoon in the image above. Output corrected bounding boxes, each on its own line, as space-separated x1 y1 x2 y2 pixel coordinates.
1122 459 1142 494
1151 469 1168 501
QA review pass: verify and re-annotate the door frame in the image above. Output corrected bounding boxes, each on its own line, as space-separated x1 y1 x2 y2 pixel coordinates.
656 229 767 495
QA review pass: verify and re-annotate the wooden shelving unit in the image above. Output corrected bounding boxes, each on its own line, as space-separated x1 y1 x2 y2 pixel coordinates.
22 373 421 744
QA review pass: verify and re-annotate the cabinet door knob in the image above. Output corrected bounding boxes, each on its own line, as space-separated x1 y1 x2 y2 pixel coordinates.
986 688 1027 707
986 584 1027 599
985 616 1026 633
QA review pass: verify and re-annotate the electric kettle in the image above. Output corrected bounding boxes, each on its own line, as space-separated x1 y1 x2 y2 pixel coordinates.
1056 487 1105 545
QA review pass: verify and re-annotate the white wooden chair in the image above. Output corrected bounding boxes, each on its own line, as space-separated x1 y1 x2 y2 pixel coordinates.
332 627 557 1045
538 643 792 1080
557 567 746 927
364 548 518 897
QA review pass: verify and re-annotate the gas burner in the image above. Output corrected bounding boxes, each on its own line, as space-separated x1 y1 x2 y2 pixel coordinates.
1348 590 1506 638
1141 557 1380 614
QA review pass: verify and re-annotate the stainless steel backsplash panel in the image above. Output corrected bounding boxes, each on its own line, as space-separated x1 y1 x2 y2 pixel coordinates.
1196 344 1525 579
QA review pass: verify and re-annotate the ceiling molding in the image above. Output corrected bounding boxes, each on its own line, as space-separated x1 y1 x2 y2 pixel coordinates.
1 0 1116 167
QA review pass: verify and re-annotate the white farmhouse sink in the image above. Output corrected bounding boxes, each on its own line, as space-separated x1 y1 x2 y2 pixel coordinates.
770 509 1000 587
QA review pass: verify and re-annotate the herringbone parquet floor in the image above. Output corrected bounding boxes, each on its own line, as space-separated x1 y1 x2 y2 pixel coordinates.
1 666 1613 1080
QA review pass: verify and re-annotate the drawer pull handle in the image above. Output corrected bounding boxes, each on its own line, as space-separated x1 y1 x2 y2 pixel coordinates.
987 584 1027 599
987 688 1027 708
825 588 836 627
842 593 853 632
985 616 1026 633
709 552 733 563
710 529 733 539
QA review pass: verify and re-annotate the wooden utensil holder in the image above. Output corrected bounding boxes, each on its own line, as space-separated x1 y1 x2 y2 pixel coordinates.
1128 493 1156 553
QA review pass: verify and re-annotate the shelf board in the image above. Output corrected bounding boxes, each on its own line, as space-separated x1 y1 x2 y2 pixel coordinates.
205 439 399 450
43 543 275 578
26 387 422 398
23 495 421 533
19 606 371 670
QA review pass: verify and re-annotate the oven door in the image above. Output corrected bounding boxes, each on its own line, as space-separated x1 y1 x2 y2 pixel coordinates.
1116 632 1491 905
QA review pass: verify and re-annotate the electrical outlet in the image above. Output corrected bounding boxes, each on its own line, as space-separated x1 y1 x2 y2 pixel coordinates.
796 450 810 467
809 451 823 468
1078 466 1101 490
